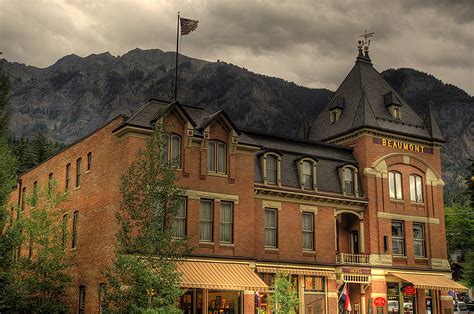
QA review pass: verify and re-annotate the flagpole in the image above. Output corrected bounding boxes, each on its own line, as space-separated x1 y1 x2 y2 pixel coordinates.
174 11 180 101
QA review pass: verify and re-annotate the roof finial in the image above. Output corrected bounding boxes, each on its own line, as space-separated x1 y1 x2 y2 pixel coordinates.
358 29 374 58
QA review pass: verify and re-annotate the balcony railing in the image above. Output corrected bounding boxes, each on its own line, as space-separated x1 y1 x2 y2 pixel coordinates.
336 253 370 265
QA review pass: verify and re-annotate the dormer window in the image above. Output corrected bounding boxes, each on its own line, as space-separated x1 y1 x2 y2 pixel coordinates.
208 140 226 174
384 92 402 120
330 109 341 123
297 158 317 191
329 96 344 124
162 133 182 167
261 152 281 186
339 165 359 196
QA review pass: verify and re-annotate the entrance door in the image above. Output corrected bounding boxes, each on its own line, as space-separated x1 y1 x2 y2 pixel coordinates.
350 231 359 254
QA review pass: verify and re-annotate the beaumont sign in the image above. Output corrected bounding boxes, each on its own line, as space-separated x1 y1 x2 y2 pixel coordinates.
373 138 433 154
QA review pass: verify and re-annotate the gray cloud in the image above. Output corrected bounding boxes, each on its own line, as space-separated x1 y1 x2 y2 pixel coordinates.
0 0 472 94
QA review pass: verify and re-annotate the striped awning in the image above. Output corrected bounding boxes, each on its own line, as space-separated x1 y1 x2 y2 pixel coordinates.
178 260 268 292
256 266 333 277
390 273 468 292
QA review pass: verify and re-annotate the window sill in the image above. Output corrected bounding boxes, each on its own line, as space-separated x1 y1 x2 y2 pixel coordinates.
85 170 91 174
410 202 425 206
264 247 279 252
207 172 228 178
199 241 214 247
70 247 77 251
389 199 404 203
303 250 316 255
415 257 428 260
74 186 81 191
393 255 407 259
220 243 234 247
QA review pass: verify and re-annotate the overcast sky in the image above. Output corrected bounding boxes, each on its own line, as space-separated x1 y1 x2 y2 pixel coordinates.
1 0 473 94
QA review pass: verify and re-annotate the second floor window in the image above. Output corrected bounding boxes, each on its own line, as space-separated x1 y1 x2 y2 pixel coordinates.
413 223 425 257
301 160 314 189
173 198 186 239
265 208 278 248
389 171 403 200
87 152 92 171
392 220 405 256
62 214 68 250
65 163 71 191
266 155 277 184
199 200 213 242
302 212 314 251
220 202 233 243
21 187 26 212
76 158 82 188
208 141 226 174
72 210 79 248
409 175 423 203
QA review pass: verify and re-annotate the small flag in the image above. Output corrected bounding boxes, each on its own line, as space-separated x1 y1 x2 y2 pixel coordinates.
339 283 352 312
180 17 198 35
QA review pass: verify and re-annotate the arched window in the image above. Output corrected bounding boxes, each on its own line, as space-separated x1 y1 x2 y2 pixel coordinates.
409 175 423 203
298 158 316 190
76 158 82 188
208 141 226 174
389 171 403 200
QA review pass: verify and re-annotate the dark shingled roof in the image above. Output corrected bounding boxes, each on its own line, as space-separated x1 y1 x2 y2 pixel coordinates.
244 131 362 194
309 53 443 142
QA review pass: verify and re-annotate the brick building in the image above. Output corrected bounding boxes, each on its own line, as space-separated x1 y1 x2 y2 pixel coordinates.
11 45 467 313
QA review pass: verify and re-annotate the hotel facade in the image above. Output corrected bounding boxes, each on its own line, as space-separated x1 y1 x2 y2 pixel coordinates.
11 47 467 313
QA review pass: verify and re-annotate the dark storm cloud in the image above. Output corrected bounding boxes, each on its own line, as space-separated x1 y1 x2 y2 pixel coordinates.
0 0 472 94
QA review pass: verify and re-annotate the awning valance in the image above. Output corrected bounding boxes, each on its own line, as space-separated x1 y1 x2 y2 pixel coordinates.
256 266 333 277
178 261 268 292
390 273 468 292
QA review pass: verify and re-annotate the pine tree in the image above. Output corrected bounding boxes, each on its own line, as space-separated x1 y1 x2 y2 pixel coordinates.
104 121 190 313
0 70 10 137
32 131 54 163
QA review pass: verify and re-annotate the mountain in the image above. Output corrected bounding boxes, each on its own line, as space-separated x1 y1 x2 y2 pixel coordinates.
1 48 472 201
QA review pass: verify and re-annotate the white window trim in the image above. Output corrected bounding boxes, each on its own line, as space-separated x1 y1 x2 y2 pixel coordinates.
297 158 317 191
339 165 359 197
207 140 227 175
261 152 282 187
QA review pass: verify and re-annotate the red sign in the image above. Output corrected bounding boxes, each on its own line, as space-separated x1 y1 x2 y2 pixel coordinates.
403 285 416 295
374 297 386 307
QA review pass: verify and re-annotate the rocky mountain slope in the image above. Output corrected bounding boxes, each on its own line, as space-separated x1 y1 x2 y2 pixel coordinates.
1 48 472 199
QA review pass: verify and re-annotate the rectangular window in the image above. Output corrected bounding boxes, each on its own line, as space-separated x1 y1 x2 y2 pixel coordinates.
266 155 277 184
87 152 92 171
387 282 400 314
344 168 355 195
72 210 79 248
217 142 226 173
199 200 213 242
32 181 38 206
410 175 423 203
413 223 425 257
62 214 68 250
21 187 26 213
173 198 186 239
389 172 403 200
48 172 53 191
207 141 216 172
265 208 278 248
302 161 313 189
302 212 314 251
79 285 86 314
162 134 170 162
304 276 325 292
220 202 233 243
392 220 405 255
171 134 181 167
65 163 71 191
76 158 82 188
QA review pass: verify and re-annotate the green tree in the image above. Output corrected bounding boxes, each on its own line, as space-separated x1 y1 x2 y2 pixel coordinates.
104 122 190 313
445 203 474 257
0 180 71 313
0 70 10 137
32 131 54 163
268 273 299 314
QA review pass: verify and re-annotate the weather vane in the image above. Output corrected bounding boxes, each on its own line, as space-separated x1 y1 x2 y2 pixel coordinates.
358 29 374 56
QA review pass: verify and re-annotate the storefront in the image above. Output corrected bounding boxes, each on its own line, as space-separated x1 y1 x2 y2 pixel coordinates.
256 265 332 314
387 273 468 314
177 260 268 314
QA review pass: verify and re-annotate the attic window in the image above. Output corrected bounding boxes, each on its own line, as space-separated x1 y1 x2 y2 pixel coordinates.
392 107 401 119
330 109 341 123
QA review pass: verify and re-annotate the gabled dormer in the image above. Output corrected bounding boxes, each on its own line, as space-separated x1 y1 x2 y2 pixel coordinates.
384 92 402 120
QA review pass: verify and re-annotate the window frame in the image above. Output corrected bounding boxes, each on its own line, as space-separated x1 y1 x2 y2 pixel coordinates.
302 212 315 251
264 208 278 248
199 200 214 242
413 223 426 257
298 158 317 191
388 171 403 200
207 140 227 174
76 158 82 188
65 163 71 191
62 214 68 250
220 201 233 244
172 198 187 239
162 133 182 168
87 152 92 171
409 174 424 203
72 210 79 249
391 220 405 256
344 168 355 196
79 285 86 314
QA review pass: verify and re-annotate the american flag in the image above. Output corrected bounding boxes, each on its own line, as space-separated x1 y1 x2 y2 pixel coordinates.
180 17 198 35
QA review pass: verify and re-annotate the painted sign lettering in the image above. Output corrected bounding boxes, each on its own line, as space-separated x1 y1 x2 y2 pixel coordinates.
373 138 433 154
